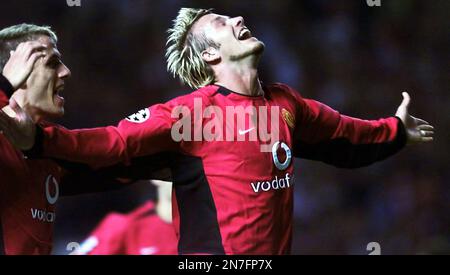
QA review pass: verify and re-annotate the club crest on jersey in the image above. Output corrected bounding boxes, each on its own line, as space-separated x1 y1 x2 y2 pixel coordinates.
282 108 295 129
126 108 150 123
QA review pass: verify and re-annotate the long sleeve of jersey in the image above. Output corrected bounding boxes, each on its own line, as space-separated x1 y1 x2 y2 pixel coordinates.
27 92 203 168
283 84 407 168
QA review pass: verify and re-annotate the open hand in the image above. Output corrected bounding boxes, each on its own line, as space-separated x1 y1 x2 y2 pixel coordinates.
395 92 434 145
2 41 46 90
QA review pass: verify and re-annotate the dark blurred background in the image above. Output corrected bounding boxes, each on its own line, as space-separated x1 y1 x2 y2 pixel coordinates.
1 0 448 254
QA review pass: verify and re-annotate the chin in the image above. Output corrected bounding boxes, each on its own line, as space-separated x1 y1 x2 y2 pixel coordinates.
252 41 265 56
230 42 265 61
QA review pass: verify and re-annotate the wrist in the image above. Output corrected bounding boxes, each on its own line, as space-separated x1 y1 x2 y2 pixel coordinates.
0 73 15 97
393 116 408 147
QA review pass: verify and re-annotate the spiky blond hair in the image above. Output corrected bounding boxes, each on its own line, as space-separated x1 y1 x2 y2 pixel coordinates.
166 8 219 89
0 23 57 71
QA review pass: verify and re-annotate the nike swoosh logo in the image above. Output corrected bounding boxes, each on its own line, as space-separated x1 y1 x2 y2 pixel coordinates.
140 246 158 255
238 127 255 135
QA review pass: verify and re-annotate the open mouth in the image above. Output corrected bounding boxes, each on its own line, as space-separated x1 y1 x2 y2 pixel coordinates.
54 85 64 96
238 27 253 40
53 85 65 106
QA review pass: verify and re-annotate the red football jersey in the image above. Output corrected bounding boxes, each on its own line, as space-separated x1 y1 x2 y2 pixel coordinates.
77 201 177 255
0 135 62 255
29 83 406 254
0 82 61 254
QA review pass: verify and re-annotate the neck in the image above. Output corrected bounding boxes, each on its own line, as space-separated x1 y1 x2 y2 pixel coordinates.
214 58 263 97
156 191 172 223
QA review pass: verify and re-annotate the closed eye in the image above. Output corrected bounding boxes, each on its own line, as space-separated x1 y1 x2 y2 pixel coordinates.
213 16 229 27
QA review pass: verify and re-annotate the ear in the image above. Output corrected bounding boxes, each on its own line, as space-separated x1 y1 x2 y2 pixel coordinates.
201 47 220 63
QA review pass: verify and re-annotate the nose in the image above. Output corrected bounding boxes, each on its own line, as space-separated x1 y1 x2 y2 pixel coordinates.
233 16 244 27
58 63 71 80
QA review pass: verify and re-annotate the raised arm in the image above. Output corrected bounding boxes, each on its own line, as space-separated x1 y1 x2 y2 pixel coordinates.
0 41 47 106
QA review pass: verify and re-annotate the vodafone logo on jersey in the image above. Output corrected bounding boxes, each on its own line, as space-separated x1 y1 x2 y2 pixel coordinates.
250 141 294 193
272 141 292 171
140 246 159 255
45 175 60 205
30 175 59 223
251 173 293 193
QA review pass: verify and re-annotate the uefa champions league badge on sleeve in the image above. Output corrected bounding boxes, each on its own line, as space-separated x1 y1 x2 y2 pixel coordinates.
126 108 151 123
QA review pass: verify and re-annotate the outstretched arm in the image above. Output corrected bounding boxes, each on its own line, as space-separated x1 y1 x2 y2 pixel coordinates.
292 88 434 168
0 95 183 169
0 89 204 169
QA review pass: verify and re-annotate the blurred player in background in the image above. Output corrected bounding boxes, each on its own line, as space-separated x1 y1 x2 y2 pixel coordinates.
76 180 177 255
0 9 435 254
